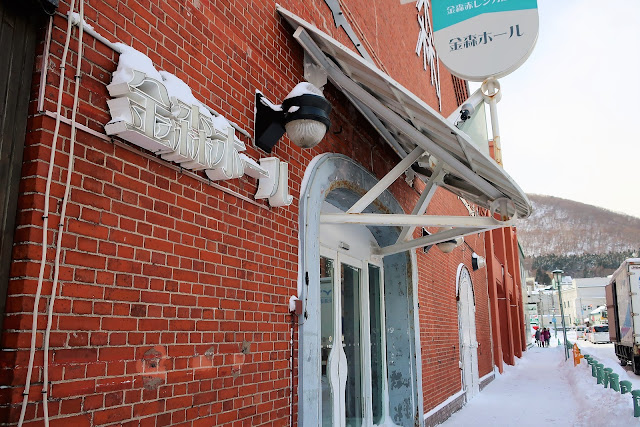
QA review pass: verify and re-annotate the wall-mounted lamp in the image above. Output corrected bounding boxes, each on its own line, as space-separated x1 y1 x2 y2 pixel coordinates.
435 227 464 254
254 82 331 153
422 227 464 254
471 252 486 271
437 237 464 254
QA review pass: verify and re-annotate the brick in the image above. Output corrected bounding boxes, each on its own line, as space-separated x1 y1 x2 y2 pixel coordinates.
138 318 168 331
93 406 132 425
64 250 106 269
50 379 96 398
58 315 101 331
101 317 137 331
99 346 134 361
49 414 91 427
62 283 104 300
96 375 134 393
104 391 124 407
104 287 141 302
133 399 165 417
53 348 98 364
83 394 104 411
106 258 142 274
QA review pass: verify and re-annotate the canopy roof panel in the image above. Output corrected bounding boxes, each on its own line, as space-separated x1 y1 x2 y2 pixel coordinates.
277 6 531 219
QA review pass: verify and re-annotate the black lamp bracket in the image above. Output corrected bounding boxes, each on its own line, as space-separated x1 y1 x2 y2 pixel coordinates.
254 93 286 153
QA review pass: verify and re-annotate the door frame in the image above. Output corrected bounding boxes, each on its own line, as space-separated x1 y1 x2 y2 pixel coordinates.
297 154 423 426
456 264 480 399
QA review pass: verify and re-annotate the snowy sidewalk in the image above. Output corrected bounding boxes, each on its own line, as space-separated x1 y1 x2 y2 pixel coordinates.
440 342 638 426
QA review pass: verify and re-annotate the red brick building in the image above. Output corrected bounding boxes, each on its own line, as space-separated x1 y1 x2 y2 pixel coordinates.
0 0 531 425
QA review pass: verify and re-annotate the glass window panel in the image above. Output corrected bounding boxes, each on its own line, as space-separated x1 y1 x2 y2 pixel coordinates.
459 101 490 157
342 263 363 427
368 264 384 424
320 256 334 426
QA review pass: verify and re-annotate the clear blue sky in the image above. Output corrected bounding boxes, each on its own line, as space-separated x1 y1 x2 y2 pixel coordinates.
471 0 640 218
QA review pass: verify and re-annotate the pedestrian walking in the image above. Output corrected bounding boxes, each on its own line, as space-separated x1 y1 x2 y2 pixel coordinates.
534 328 541 347
544 328 551 347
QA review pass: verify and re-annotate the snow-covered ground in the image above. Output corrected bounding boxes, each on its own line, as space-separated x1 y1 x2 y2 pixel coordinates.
440 331 640 426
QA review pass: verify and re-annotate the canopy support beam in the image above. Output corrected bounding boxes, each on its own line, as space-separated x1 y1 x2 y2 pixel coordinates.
377 227 487 257
397 162 444 243
320 211 512 257
347 146 425 214
320 213 512 228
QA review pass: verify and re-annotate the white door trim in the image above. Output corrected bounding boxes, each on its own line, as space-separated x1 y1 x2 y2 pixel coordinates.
457 264 480 400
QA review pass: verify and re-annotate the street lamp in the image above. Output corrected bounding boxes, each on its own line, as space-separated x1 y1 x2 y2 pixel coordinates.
551 293 557 338
553 269 569 361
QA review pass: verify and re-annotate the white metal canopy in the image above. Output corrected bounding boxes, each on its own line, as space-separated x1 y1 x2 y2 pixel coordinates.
277 6 532 256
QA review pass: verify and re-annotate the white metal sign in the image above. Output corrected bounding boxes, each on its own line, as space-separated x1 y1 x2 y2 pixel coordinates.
105 53 292 207
432 0 539 81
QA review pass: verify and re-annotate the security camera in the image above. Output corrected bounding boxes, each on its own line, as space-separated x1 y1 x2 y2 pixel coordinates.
459 103 475 122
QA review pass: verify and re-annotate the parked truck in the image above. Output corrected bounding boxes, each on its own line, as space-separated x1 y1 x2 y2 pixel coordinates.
606 258 640 374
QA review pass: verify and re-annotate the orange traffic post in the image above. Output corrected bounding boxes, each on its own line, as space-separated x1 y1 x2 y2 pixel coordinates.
573 344 583 366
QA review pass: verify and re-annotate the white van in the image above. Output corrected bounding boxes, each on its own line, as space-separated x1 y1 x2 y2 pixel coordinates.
576 326 587 340
588 324 610 344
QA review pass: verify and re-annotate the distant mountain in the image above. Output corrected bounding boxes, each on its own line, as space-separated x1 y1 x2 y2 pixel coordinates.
517 194 640 279
517 194 640 257
529 251 634 280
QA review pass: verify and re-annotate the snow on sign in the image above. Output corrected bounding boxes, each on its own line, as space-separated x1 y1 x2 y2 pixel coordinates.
432 0 539 81
104 44 293 207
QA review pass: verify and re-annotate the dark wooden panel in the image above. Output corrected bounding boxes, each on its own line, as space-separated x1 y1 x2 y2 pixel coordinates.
0 1 42 332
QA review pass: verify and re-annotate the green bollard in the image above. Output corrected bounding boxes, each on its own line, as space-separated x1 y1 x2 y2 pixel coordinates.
621 380 633 394
596 364 604 384
603 368 613 388
609 373 620 392
632 390 640 417
591 361 598 377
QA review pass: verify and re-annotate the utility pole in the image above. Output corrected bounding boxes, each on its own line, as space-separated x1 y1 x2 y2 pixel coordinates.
554 269 569 361
538 296 544 333
551 289 557 338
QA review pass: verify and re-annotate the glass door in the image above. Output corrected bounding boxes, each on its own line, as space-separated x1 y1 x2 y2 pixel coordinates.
342 261 363 426
321 255 336 426
320 246 389 426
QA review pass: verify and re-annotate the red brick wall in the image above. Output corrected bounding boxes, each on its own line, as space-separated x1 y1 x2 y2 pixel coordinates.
0 0 491 425
416 189 493 412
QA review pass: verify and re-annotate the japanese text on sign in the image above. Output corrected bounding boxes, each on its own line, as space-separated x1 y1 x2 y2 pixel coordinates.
105 70 292 207
447 0 509 15
449 24 523 51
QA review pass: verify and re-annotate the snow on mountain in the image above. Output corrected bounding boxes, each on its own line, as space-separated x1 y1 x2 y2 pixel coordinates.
517 194 640 257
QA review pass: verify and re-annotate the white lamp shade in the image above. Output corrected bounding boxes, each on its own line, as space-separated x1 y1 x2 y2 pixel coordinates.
437 242 457 254
437 236 463 254
285 119 327 148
